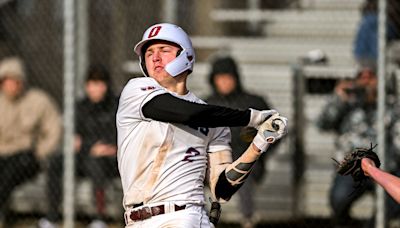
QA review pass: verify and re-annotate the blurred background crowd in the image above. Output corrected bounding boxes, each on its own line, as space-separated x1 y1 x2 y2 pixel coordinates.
0 0 400 227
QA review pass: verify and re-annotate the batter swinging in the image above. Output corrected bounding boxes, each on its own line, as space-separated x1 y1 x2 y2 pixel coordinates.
116 23 288 228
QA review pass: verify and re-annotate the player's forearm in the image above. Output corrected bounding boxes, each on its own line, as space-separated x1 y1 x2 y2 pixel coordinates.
143 93 250 127
368 166 400 203
214 113 287 200
215 144 262 200
224 144 262 185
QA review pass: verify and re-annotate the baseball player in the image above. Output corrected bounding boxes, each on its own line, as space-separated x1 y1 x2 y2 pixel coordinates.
116 23 288 228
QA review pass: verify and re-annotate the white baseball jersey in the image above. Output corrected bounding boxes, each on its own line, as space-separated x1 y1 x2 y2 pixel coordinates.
117 77 231 209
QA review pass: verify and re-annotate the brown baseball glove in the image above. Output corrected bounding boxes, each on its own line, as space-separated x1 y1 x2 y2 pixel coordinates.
334 144 381 182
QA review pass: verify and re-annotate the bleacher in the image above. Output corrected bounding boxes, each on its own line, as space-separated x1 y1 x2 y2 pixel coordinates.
9 173 124 221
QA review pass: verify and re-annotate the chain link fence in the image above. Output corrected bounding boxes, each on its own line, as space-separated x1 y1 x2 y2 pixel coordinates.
0 0 399 227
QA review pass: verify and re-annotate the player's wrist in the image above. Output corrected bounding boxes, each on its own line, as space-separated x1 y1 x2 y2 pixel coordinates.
252 133 271 153
251 143 262 153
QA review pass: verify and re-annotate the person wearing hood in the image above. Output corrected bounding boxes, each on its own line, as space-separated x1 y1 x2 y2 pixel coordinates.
206 56 273 228
0 57 62 227
39 64 119 228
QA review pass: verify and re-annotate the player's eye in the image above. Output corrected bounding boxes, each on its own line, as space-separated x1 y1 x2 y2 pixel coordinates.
161 46 174 52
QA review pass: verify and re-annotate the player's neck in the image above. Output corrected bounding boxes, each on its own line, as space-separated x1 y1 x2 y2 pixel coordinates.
166 82 188 95
163 74 189 95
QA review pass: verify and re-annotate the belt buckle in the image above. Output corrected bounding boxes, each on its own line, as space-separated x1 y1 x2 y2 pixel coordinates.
140 206 152 220
130 206 152 221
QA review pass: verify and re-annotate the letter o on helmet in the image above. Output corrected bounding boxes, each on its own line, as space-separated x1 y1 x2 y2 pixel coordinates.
134 23 195 77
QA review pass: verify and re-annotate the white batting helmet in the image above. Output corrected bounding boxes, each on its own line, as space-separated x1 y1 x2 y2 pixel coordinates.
134 23 195 77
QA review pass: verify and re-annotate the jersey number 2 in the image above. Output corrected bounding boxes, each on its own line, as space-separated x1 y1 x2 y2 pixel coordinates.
182 147 200 162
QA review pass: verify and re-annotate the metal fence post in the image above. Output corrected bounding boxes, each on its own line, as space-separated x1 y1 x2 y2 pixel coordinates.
63 0 76 227
376 0 387 227
291 62 306 219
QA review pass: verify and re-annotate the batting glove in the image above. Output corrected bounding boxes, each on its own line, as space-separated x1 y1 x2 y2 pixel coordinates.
248 108 278 129
252 113 288 152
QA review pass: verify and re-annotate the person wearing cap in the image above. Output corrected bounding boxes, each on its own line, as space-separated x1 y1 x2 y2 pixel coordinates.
39 64 120 228
0 57 62 226
206 55 274 228
116 23 288 227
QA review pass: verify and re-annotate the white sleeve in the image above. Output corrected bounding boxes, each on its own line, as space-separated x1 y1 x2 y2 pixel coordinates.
208 127 232 153
117 77 168 122
206 127 233 202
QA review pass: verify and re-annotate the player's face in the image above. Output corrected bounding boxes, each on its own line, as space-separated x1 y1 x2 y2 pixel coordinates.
144 41 180 81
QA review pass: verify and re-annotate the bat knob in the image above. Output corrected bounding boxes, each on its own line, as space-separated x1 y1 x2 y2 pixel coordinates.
272 120 280 131
272 119 286 133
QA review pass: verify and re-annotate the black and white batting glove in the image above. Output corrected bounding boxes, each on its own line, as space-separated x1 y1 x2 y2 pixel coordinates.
248 108 278 129
252 113 288 152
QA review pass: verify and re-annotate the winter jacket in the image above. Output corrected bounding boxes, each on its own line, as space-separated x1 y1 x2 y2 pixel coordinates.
0 88 62 159
75 92 118 155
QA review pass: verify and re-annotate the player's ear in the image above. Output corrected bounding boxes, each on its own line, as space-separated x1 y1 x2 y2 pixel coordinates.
140 57 149 76
176 49 182 57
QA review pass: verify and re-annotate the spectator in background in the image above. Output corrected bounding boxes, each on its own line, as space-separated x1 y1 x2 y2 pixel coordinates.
0 57 62 227
206 56 274 228
39 65 119 228
353 0 400 68
317 67 400 227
